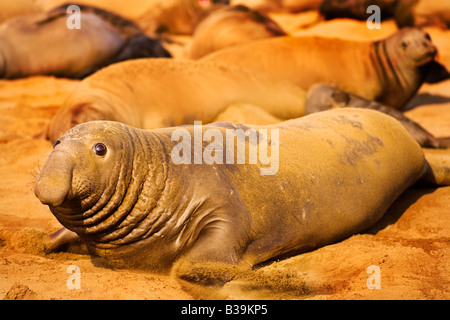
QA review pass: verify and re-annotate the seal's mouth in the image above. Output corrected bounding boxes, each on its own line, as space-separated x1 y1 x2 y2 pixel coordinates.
415 46 437 66
410 33 438 66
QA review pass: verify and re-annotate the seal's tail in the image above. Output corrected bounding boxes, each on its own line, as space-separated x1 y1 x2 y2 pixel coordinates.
422 149 450 186
435 137 450 149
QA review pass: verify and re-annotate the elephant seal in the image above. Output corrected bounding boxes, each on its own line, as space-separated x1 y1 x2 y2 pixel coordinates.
188 5 285 59
319 0 418 28
410 0 450 28
230 0 323 13
35 108 450 285
0 4 171 79
38 0 230 35
0 0 41 23
202 28 448 109
46 58 306 143
306 83 450 149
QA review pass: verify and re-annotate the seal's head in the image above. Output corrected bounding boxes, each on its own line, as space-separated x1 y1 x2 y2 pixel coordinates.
35 120 167 248
46 86 139 144
386 27 437 67
47 102 115 143
36 121 126 210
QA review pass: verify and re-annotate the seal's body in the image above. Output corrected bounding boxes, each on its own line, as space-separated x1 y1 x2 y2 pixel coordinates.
47 58 305 143
305 83 450 149
0 4 170 79
188 5 285 59
35 108 449 284
319 0 418 27
202 28 443 109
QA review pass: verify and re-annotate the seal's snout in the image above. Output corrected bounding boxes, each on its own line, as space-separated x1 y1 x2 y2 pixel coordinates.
35 174 71 207
427 45 437 58
35 152 74 208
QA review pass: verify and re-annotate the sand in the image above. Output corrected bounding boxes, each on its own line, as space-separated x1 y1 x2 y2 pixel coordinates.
0 13 449 300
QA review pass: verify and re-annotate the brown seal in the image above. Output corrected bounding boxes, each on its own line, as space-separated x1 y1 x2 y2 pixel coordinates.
39 0 230 35
0 4 171 79
202 27 448 109
46 58 306 143
189 5 286 59
35 108 450 285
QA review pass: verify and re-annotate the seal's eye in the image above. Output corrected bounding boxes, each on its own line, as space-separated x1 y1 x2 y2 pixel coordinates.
93 143 107 156
53 140 61 148
401 40 409 49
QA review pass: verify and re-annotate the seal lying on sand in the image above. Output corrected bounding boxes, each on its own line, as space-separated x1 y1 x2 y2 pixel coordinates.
306 83 450 149
230 0 323 13
319 0 418 28
35 108 450 285
35 0 230 35
0 4 171 79
46 58 306 143
188 5 286 59
0 0 41 23
202 28 448 109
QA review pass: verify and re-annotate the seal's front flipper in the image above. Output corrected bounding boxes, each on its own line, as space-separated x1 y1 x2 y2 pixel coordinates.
423 60 450 84
172 219 250 288
44 227 87 254
421 149 450 186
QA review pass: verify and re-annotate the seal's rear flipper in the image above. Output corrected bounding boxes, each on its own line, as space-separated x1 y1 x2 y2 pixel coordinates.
435 137 450 149
421 149 450 186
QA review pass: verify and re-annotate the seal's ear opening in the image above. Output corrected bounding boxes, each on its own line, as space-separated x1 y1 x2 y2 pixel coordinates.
424 60 450 84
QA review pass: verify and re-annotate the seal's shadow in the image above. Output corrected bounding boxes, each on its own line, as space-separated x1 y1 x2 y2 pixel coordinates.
365 186 437 234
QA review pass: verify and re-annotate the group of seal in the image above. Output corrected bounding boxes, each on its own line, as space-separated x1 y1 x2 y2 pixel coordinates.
28 1 450 289
319 0 450 29
34 109 450 284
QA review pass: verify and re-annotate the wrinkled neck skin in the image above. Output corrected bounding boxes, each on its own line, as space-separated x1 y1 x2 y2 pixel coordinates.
49 130 173 251
370 40 423 108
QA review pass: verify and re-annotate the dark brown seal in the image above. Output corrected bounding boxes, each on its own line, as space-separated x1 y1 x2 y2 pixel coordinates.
319 0 418 27
305 83 450 149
